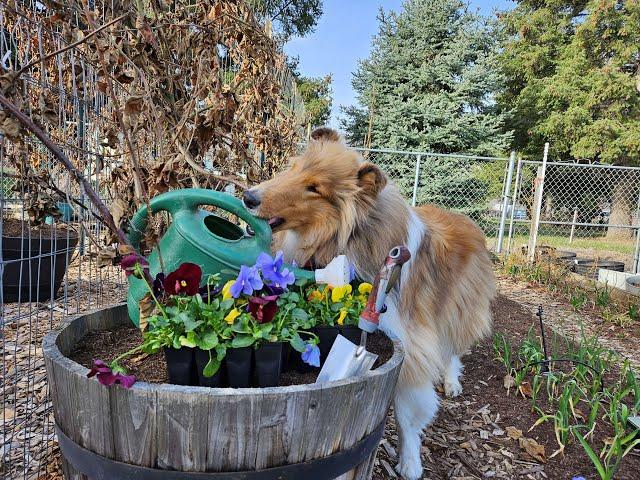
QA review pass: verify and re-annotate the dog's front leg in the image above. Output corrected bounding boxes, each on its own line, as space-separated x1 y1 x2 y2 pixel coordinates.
394 380 439 480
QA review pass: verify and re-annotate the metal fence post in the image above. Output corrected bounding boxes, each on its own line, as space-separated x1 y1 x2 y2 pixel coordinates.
506 157 522 255
527 143 549 262
633 190 640 273
496 151 516 254
411 154 422 207
569 208 578 243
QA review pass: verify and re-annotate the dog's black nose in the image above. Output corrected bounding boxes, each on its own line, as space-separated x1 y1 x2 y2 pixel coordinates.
243 189 261 209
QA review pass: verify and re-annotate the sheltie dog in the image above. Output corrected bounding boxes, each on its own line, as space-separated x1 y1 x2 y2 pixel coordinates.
243 128 495 479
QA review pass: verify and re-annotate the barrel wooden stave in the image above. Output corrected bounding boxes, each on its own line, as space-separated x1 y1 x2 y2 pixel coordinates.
43 304 403 480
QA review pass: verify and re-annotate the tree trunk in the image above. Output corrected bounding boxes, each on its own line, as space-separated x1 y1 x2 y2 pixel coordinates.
607 173 634 239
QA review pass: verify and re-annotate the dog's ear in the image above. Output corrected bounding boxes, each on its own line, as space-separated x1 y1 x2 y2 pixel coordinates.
310 127 341 143
357 162 387 198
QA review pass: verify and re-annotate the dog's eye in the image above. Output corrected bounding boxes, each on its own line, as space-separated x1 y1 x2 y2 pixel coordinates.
306 184 319 194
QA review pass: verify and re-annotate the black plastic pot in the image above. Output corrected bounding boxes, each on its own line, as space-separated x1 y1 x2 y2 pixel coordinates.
194 349 224 388
574 259 625 279
2 231 78 302
225 346 253 388
314 326 340 365
163 347 197 386
254 342 283 387
340 326 362 345
280 343 291 373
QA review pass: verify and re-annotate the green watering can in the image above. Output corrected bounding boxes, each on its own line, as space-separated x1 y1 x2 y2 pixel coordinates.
126 188 313 325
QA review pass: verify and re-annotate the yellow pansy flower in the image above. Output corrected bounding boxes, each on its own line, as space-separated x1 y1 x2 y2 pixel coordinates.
221 280 235 300
224 308 241 325
337 308 348 326
358 283 373 295
308 290 323 302
331 284 352 303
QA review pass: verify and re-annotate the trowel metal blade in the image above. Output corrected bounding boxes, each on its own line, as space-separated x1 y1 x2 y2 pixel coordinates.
316 334 378 384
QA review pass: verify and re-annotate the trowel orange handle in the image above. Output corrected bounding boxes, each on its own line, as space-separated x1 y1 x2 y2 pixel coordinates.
359 246 411 333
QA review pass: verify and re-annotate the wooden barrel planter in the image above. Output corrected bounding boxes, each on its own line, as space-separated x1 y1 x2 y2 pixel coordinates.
43 304 404 480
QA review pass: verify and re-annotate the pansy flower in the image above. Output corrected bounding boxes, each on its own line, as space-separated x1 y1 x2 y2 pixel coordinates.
301 342 320 367
248 295 279 323
331 284 352 303
164 263 202 296
153 272 165 297
87 359 136 389
308 289 323 302
256 251 295 288
230 265 263 298
225 308 241 325
337 308 348 326
221 280 235 300
358 283 373 295
120 253 149 279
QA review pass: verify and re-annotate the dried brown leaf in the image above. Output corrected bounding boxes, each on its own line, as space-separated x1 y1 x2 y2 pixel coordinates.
518 437 546 463
506 426 523 440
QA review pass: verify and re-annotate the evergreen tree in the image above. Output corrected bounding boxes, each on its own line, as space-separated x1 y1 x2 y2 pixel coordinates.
340 0 510 215
499 0 640 237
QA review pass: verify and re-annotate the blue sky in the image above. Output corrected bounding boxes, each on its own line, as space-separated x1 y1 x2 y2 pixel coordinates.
284 0 515 130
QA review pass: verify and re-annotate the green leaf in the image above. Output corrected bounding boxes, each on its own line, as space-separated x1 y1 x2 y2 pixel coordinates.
286 292 300 303
295 277 309 287
215 344 227 360
291 308 309 321
203 357 221 377
178 312 202 332
200 331 219 350
220 299 235 310
290 333 306 352
231 335 255 348
179 332 198 348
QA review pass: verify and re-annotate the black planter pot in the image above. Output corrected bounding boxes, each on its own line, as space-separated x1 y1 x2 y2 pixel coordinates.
280 343 291 373
163 347 197 386
340 326 362 345
225 346 253 388
194 349 224 388
314 326 340 365
254 342 284 387
2 231 78 302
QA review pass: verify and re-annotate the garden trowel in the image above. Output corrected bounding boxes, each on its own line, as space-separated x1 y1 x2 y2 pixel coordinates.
316 246 411 383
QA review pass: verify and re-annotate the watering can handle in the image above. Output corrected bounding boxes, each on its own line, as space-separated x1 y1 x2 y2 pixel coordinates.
128 189 271 252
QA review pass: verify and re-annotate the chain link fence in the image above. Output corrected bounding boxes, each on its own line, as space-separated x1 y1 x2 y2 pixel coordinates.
505 156 640 273
353 146 640 274
356 147 512 250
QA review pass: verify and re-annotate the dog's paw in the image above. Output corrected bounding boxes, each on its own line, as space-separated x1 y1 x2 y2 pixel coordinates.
444 379 463 398
396 459 423 480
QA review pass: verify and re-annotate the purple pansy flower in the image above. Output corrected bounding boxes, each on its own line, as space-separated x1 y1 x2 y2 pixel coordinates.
120 253 149 278
571 477 586 480
248 295 279 323
230 265 263 298
301 342 320 367
87 359 136 389
256 251 295 288
153 272 165 297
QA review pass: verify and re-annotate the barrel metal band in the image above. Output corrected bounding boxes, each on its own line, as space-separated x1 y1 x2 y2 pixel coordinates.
55 420 385 480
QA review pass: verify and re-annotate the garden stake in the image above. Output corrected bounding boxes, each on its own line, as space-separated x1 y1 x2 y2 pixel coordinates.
516 305 605 392
317 246 410 383
537 306 551 374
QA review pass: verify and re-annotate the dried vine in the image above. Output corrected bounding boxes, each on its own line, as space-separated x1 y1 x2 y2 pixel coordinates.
0 0 303 247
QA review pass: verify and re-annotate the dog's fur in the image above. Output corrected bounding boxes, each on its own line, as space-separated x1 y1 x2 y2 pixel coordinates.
246 129 495 479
